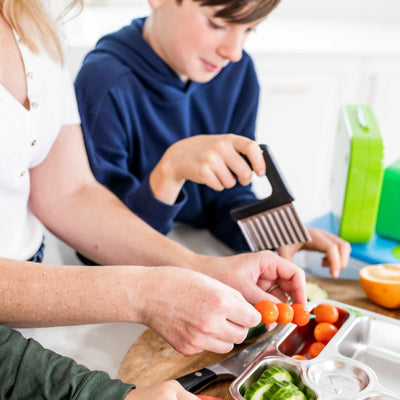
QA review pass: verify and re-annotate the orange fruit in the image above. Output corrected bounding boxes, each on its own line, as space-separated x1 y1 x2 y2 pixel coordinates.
359 264 400 309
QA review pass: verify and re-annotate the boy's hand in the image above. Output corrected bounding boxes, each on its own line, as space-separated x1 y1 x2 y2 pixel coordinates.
124 380 198 400
136 266 261 355
277 227 351 279
149 134 265 204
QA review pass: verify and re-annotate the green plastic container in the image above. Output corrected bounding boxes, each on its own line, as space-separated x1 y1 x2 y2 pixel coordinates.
376 159 400 241
331 105 384 242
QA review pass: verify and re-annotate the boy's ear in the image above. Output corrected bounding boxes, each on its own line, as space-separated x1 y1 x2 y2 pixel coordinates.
147 0 166 10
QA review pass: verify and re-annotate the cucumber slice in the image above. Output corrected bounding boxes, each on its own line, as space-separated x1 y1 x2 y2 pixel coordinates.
261 380 299 399
261 381 307 400
259 367 294 383
306 281 328 301
244 377 276 400
271 390 307 400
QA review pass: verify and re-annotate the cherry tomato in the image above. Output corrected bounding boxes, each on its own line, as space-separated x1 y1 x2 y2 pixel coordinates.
308 341 325 359
313 303 339 324
292 354 307 361
314 322 338 343
276 303 294 324
197 396 226 400
255 300 279 324
291 303 311 326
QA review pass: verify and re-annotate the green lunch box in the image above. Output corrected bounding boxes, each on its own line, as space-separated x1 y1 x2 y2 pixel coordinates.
376 158 400 242
331 105 384 242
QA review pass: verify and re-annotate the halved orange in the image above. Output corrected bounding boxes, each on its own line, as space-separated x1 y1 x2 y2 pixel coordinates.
359 264 400 309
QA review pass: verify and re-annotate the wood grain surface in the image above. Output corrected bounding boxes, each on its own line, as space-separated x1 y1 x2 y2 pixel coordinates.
117 277 400 399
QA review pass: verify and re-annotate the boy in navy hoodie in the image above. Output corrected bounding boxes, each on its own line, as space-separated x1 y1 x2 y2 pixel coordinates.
75 0 350 278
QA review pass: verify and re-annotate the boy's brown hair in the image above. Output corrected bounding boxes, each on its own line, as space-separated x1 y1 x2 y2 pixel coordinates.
177 0 281 24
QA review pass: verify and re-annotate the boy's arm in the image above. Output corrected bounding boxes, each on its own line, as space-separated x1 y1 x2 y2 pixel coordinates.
75 64 185 236
0 325 134 400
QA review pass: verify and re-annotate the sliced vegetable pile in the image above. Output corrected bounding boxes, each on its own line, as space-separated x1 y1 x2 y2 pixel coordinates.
244 366 308 400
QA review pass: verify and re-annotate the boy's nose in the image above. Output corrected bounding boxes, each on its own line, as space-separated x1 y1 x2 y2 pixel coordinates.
217 36 243 63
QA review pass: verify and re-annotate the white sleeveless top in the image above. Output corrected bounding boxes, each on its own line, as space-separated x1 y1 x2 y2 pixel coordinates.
0 34 80 260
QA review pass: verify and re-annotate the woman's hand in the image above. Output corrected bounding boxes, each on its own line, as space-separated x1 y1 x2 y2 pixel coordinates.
149 134 265 204
192 250 307 307
277 227 351 279
135 266 261 355
124 380 198 400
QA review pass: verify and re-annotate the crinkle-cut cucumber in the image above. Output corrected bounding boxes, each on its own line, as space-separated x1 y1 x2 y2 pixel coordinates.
306 281 328 301
259 366 294 383
244 377 276 400
262 381 306 400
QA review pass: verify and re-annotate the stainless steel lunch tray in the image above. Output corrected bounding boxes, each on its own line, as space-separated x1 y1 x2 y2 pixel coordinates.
230 300 400 400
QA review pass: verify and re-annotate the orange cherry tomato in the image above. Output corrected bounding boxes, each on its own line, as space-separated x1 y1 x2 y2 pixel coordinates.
308 341 325 358
291 303 311 326
255 300 279 324
276 303 294 324
292 354 307 361
314 322 338 344
313 303 339 324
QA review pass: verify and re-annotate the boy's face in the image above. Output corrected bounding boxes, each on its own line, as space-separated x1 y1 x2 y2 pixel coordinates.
146 0 261 83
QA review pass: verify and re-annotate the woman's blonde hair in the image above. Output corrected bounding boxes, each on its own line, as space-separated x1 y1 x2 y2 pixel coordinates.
0 0 83 64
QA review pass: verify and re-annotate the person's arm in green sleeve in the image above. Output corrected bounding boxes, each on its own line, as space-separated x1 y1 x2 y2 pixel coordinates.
0 325 135 400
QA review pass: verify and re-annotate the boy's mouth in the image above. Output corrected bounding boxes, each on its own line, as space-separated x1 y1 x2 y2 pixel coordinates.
201 58 222 73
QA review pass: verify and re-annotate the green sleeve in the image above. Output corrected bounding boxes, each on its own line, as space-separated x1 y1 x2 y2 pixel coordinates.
0 325 135 400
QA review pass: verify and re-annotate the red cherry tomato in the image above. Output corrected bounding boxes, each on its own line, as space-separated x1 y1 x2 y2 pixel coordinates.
255 300 279 324
291 303 311 326
314 322 338 343
292 354 307 361
197 396 226 400
308 341 325 359
313 303 339 324
276 303 294 324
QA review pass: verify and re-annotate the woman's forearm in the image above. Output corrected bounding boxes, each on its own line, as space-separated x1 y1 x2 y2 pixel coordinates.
0 258 145 327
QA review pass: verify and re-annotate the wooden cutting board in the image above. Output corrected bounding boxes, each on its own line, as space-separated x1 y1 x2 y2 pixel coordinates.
117 277 400 399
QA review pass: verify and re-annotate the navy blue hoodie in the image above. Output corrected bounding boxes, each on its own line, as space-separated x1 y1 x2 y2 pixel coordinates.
75 17 260 252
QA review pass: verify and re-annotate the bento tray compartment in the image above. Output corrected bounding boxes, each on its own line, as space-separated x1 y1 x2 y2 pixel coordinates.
337 315 400 394
234 357 317 400
307 358 372 395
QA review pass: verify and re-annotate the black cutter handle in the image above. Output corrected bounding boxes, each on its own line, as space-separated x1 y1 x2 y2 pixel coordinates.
176 367 218 393
260 144 294 203
231 144 295 221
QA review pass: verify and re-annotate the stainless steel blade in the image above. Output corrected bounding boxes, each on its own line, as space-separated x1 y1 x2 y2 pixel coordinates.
176 333 276 392
207 334 275 378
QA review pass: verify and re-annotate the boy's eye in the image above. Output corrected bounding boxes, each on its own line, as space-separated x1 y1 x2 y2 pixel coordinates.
208 18 225 30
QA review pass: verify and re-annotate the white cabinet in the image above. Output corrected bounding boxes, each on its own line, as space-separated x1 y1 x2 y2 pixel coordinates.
249 54 363 221
363 58 400 166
